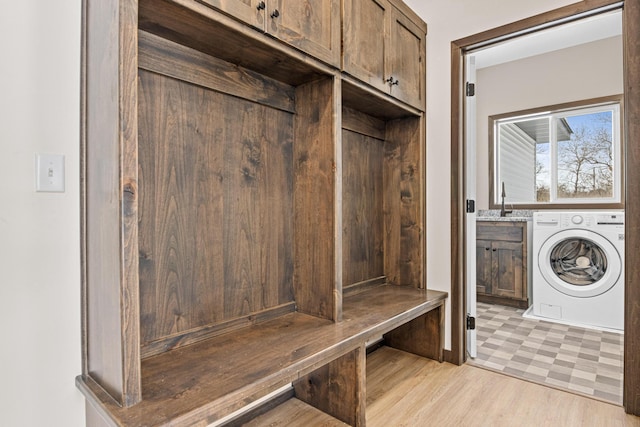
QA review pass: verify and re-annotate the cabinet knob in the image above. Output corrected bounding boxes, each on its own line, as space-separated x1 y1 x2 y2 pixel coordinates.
271 9 280 18
485 247 490 251
256 1 265 10
492 248 497 251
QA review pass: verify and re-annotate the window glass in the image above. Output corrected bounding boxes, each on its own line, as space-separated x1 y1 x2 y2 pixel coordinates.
493 99 621 207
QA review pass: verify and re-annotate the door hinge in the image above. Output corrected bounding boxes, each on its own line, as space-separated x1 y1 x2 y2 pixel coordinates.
466 199 475 213
466 315 476 330
466 82 475 97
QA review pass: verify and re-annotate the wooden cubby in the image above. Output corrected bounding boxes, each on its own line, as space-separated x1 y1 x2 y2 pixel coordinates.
78 0 441 425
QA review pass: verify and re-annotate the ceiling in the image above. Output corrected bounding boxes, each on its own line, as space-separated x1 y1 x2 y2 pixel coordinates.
472 9 622 69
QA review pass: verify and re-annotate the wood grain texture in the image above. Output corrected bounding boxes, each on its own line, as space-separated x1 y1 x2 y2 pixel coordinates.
77 286 447 427
383 134 401 286
293 77 338 321
198 0 263 30
476 222 524 242
388 117 423 287
138 31 296 113
624 0 640 415
342 0 426 110
240 346 640 426
120 0 143 408
242 398 350 426
83 0 142 406
366 346 640 427
448 39 465 366
137 70 295 346
138 0 333 86
294 346 366 426
387 6 425 110
384 304 444 361
342 0 389 94
342 127 385 287
269 0 341 66
342 106 386 140
476 222 528 307
342 76 422 120
201 0 342 65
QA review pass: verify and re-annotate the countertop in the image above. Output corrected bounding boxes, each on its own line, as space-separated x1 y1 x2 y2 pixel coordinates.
476 209 533 222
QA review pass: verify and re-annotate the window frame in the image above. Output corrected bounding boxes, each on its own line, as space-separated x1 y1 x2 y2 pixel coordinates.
489 94 624 210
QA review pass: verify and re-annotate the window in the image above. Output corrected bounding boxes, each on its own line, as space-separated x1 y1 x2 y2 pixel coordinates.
490 96 623 208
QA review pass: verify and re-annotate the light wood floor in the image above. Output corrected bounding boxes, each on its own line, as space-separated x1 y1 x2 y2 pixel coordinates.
244 346 640 426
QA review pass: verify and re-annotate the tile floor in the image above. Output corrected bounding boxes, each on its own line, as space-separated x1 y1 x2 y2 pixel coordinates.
470 302 624 404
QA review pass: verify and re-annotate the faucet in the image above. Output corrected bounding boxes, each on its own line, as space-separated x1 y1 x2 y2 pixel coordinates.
500 182 512 217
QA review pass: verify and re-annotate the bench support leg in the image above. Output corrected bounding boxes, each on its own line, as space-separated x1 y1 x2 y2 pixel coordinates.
294 345 366 426
383 303 444 362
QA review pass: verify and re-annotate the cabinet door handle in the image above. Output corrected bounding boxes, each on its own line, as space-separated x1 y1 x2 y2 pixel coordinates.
485 247 490 251
492 248 497 251
271 9 280 18
386 76 400 86
256 1 265 10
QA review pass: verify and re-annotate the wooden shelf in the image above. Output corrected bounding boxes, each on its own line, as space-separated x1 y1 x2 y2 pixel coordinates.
242 397 351 426
80 0 431 424
77 286 446 427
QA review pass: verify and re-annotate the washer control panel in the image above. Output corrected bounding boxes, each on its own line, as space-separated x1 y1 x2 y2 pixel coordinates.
558 212 623 229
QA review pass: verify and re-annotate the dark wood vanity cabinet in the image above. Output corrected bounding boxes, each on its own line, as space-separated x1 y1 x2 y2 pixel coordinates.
476 221 528 309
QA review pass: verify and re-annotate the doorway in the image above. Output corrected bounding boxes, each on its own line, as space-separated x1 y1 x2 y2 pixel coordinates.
466 8 624 403
449 0 640 415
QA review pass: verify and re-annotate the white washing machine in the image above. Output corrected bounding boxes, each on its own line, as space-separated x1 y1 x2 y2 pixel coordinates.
532 211 624 331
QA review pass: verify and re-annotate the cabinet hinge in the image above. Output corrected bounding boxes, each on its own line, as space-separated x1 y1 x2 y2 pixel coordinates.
466 82 475 97
466 314 476 330
466 199 475 213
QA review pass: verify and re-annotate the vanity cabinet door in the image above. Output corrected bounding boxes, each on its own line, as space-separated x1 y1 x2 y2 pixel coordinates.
491 240 524 300
476 222 528 308
476 239 493 295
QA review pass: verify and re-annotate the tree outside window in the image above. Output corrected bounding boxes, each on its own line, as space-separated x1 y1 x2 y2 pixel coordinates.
492 97 621 208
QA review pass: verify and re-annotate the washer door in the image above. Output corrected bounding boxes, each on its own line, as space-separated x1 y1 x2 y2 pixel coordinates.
538 229 621 297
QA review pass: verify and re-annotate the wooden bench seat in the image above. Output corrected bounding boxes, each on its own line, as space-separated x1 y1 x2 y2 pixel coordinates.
77 285 447 427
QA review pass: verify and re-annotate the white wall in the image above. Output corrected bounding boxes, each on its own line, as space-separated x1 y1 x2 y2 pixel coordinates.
476 35 623 210
403 0 578 349
0 1 85 426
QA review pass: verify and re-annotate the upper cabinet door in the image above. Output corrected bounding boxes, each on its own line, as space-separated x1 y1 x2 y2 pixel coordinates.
342 0 389 94
267 0 341 67
386 6 425 110
199 0 265 30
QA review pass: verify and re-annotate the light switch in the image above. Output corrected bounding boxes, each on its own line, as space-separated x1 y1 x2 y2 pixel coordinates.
36 154 65 192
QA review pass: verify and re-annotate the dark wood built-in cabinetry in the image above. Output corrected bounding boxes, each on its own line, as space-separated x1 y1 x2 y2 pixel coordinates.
78 0 440 426
199 0 341 66
476 221 528 309
342 0 425 109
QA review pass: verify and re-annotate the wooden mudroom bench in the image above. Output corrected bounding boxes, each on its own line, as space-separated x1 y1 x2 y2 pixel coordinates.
79 0 432 426
77 285 446 427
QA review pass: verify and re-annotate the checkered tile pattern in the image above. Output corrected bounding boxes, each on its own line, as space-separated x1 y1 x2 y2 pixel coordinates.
470 302 623 404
